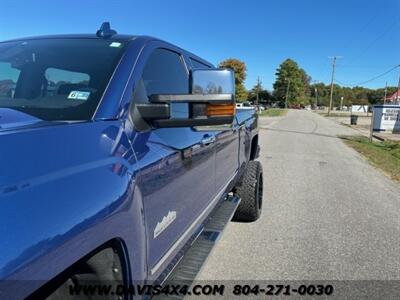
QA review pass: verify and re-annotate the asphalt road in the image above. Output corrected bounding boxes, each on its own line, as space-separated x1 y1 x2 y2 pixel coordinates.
198 110 400 281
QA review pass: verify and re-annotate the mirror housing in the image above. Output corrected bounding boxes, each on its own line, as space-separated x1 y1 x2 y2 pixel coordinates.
137 68 236 128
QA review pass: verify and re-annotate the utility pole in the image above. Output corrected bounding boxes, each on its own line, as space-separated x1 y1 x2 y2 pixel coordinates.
285 78 291 109
397 75 400 104
369 109 374 142
328 56 342 116
255 76 261 106
383 81 387 105
311 80 318 109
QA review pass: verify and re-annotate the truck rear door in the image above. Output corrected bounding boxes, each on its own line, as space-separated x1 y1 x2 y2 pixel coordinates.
188 58 240 194
215 124 240 192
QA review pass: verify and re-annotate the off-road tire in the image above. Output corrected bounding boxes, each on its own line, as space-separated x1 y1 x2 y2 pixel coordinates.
232 160 263 222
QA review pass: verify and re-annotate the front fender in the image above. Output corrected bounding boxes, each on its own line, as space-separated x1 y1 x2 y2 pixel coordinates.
0 121 146 298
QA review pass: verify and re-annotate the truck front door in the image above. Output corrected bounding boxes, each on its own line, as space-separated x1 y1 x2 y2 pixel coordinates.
132 47 217 278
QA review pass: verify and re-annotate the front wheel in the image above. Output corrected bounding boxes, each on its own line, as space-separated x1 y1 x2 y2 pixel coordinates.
232 160 263 222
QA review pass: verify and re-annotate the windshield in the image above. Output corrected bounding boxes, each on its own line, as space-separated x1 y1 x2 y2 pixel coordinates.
0 38 127 121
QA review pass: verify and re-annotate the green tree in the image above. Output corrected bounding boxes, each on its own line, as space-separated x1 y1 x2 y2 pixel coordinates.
248 77 261 104
248 78 272 104
273 59 310 105
309 82 397 107
310 82 330 106
367 86 398 104
218 58 248 101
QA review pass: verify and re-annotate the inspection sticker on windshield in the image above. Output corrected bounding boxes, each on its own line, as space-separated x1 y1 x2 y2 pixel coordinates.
109 42 122 48
68 91 90 101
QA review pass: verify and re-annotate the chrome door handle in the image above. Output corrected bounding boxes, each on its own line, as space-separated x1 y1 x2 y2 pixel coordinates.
233 123 244 132
201 135 216 145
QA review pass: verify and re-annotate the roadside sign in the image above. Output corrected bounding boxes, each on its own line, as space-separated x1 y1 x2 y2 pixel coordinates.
351 105 369 113
372 105 400 133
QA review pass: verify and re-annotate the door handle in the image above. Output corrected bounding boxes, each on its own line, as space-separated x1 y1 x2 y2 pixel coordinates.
233 124 244 132
201 135 216 145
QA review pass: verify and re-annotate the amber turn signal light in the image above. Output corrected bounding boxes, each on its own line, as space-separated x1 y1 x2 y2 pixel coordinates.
206 104 236 116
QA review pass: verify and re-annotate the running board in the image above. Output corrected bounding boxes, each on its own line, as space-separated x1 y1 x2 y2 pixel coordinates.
153 195 240 299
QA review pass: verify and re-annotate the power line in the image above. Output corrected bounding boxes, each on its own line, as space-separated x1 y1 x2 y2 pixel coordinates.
336 64 396 69
343 6 385 55
348 17 400 65
334 78 350 86
334 65 400 86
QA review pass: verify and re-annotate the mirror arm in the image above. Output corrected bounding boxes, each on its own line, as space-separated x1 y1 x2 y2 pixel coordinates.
153 116 234 128
149 94 234 104
135 103 170 120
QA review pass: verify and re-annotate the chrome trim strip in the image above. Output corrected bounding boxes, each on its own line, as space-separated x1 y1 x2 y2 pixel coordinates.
150 171 238 275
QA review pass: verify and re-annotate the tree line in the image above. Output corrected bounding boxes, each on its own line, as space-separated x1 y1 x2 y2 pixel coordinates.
219 58 398 107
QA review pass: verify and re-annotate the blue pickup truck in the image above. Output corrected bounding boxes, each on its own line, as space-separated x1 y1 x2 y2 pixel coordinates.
0 23 262 299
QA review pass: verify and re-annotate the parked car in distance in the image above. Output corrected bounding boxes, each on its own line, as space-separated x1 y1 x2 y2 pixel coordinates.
236 101 254 109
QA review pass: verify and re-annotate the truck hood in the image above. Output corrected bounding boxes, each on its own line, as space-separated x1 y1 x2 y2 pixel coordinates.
0 117 135 282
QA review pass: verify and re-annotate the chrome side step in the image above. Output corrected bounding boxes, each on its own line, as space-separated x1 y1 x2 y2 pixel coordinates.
153 195 240 299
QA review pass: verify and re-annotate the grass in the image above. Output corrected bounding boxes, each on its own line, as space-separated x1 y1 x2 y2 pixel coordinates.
318 112 370 118
341 136 400 182
258 108 288 117
318 112 350 117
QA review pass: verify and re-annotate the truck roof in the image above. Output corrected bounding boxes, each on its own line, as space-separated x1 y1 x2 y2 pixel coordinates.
1 33 137 43
1 34 214 67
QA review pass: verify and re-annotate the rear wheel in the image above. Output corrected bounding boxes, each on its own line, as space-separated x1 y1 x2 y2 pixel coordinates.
232 160 263 222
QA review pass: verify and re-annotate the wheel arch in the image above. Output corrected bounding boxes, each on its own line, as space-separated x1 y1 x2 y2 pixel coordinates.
249 134 259 160
26 238 131 300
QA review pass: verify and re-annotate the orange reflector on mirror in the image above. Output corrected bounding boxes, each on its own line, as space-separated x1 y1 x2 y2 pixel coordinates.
206 104 236 116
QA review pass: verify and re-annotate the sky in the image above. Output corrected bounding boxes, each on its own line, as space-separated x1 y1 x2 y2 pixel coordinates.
0 0 399 91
